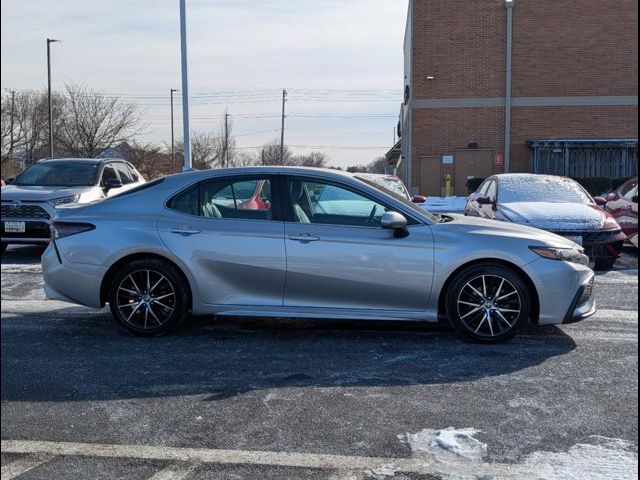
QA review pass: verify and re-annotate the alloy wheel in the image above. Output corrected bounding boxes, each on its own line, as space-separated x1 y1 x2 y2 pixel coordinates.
456 274 522 338
116 269 176 330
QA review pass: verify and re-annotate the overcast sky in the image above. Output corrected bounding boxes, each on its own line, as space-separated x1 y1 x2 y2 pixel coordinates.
1 0 408 168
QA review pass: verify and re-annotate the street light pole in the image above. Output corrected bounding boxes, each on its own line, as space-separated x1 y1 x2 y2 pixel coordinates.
47 38 60 159
179 0 192 171
170 88 178 168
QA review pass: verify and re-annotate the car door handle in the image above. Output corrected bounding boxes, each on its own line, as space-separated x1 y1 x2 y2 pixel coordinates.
288 234 320 243
169 227 201 236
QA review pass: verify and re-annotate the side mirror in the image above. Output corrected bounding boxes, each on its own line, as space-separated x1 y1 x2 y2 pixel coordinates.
411 195 426 204
476 195 494 205
606 192 618 202
103 178 123 191
633 196 638 204
593 196 607 207
381 211 409 238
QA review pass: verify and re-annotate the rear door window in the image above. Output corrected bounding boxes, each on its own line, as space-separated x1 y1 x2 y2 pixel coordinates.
168 177 276 221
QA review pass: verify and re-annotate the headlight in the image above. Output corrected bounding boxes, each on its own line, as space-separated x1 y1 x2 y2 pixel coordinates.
47 195 80 207
529 246 589 266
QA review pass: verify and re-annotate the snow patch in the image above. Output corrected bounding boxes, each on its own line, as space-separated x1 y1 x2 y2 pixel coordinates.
365 464 397 479
398 428 637 480
500 202 605 231
512 437 637 480
1 264 42 274
400 427 487 463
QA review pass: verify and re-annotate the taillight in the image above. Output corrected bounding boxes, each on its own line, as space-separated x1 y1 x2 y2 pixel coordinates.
51 221 95 239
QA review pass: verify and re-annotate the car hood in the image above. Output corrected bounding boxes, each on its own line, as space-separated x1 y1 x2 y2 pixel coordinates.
498 202 606 231
0 185 93 202
445 213 578 249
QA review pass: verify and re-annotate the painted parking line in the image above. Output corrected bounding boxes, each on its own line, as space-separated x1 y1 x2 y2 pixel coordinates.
1 453 54 480
147 461 201 480
0 439 526 478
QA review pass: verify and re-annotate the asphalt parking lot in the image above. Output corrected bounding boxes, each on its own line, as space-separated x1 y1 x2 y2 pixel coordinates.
1 245 638 480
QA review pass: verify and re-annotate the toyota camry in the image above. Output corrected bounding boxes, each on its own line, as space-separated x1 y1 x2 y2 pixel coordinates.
42 167 596 343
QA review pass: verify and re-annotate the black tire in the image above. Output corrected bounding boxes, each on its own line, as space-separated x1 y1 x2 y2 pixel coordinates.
594 258 616 271
108 258 190 336
445 263 532 343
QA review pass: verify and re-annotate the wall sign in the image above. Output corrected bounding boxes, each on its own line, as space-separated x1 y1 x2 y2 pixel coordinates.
442 155 454 164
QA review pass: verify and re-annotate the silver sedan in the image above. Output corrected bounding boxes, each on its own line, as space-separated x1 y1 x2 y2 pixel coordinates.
42 167 596 343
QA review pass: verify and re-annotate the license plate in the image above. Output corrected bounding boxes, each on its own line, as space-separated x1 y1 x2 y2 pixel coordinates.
4 221 26 233
566 235 583 246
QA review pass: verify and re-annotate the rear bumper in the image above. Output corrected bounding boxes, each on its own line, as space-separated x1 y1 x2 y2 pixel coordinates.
42 243 105 308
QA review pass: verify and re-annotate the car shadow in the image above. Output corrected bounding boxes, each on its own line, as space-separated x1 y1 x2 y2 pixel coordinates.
1 314 576 403
0 244 46 265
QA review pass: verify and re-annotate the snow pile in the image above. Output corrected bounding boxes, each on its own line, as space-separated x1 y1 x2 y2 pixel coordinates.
399 427 487 463
420 196 468 213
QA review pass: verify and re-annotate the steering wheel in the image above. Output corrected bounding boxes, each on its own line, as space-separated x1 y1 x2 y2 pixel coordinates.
365 205 379 226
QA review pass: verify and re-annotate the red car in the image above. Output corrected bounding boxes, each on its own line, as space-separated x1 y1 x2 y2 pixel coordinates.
603 177 638 248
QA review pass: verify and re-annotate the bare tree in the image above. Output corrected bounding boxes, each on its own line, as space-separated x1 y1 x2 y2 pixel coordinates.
125 141 174 180
347 156 387 174
176 131 219 170
294 151 328 168
258 139 294 166
56 84 142 158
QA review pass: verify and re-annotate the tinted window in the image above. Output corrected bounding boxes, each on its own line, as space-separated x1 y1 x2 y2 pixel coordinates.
101 165 119 186
113 163 134 184
289 179 388 227
127 164 140 182
168 178 273 221
13 162 100 187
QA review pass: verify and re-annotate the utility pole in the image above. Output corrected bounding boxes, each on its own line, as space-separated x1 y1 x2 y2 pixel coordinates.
179 0 192 171
170 88 178 168
280 89 287 165
47 38 61 158
224 112 230 168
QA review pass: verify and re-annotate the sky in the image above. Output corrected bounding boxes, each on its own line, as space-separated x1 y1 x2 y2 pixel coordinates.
0 0 409 168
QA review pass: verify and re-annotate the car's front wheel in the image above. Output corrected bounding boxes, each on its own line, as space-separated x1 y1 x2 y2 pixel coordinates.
446 264 531 343
108 258 191 336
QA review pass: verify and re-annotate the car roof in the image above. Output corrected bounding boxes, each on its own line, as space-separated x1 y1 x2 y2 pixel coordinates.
37 157 128 165
491 173 575 183
164 166 356 181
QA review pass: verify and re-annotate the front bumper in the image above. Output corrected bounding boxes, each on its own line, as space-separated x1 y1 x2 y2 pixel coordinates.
554 229 626 261
1 201 54 244
563 274 597 324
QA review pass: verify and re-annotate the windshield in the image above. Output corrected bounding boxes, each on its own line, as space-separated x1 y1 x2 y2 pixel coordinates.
355 177 439 222
14 162 100 187
500 176 593 204
355 174 411 200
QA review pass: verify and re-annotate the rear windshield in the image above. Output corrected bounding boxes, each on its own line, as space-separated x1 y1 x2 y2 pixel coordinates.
14 162 100 187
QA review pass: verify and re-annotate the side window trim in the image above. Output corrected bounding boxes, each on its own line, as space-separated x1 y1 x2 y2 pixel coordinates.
166 174 284 223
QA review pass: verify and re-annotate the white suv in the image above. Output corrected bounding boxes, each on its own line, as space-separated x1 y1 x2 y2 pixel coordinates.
1 158 145 252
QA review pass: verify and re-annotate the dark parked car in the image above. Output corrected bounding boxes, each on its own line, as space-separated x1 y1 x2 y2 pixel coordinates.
465 174 625 270
604 177 638 248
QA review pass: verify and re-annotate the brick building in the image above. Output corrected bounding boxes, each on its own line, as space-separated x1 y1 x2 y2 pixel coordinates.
390 0 639 196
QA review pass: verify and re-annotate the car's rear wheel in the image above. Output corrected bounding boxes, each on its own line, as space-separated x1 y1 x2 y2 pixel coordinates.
446 264 531 343
108 258 190 336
